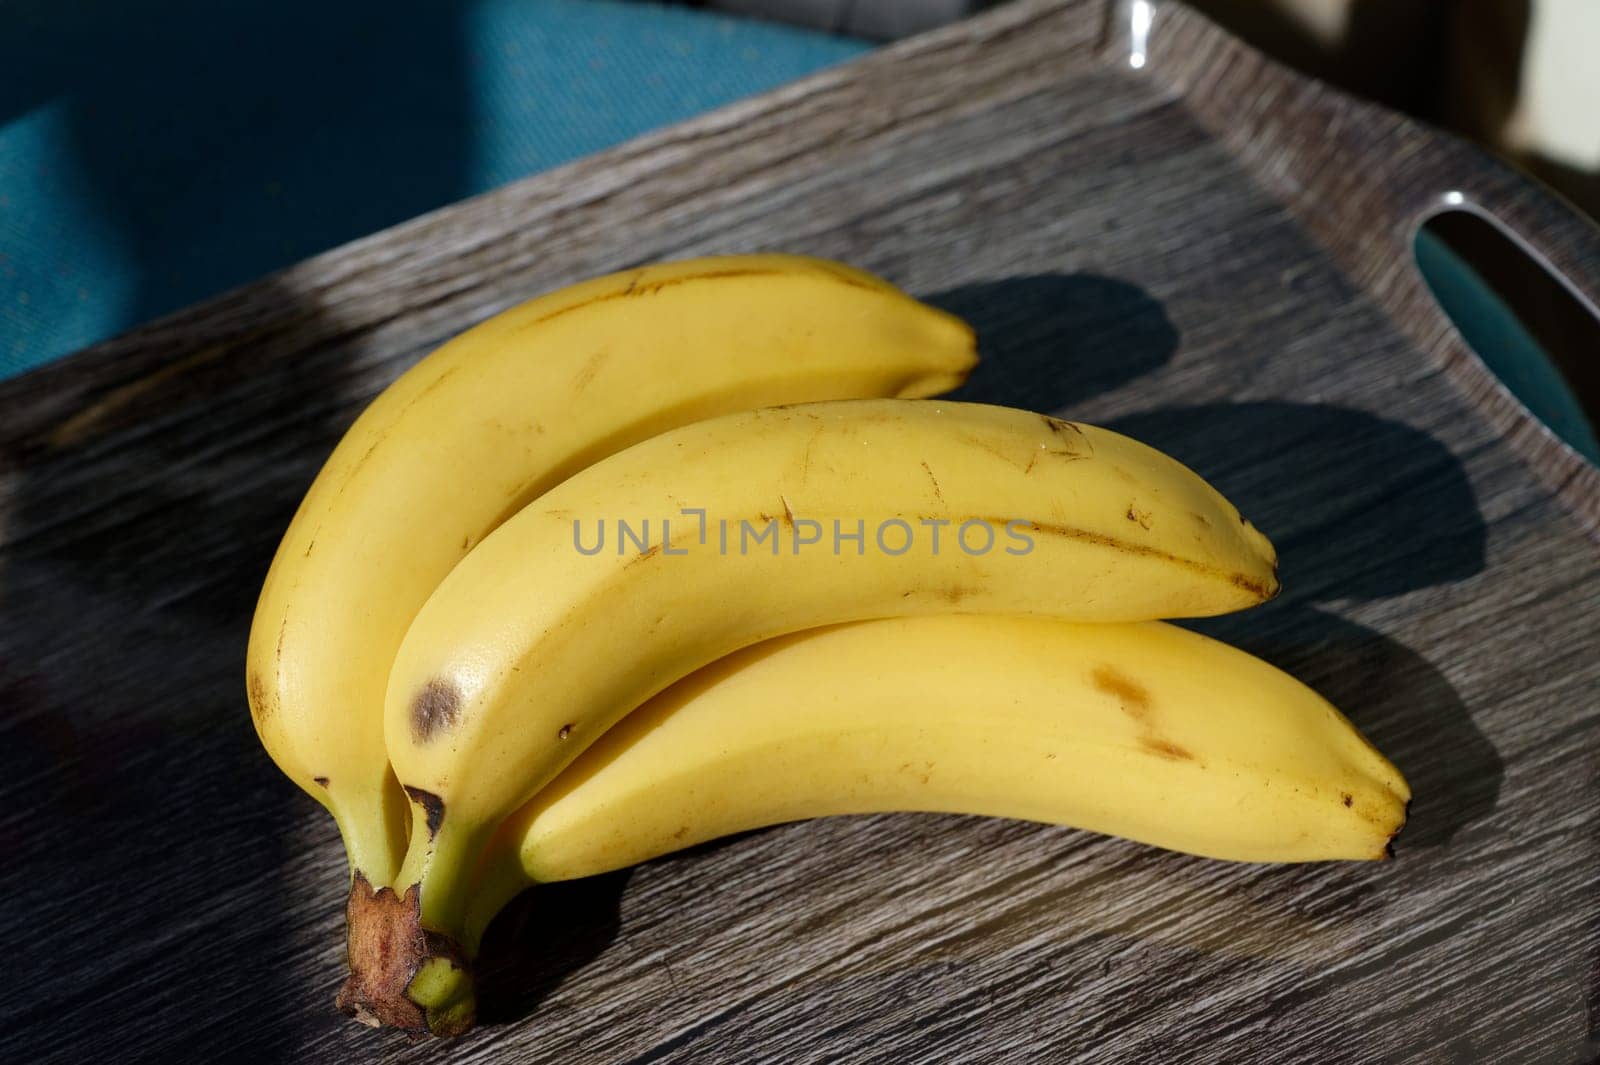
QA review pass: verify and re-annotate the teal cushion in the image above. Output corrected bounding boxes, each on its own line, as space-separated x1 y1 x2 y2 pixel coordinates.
0 0 869 378
1414 228 1600 465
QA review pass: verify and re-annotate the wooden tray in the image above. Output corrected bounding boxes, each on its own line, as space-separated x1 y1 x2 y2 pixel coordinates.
4 1 1598 1060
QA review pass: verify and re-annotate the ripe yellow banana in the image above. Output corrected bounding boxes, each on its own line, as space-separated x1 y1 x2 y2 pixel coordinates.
244 255 977 886
351 399 1281 1032
501 617 1407 891
408 616 1407 1035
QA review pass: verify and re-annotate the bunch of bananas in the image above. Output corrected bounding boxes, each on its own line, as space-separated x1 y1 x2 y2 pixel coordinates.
246 255 1408 1037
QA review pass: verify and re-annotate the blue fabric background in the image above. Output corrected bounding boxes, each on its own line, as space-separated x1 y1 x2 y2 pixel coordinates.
1414 229 1600 464
0 0 869 378
3 2 1591 468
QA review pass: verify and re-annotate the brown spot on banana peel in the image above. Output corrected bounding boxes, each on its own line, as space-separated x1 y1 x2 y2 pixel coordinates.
1342 792 1354 807
335 874 475 1037
246 671 272 724
1025 448 1089 474
1041 415 1093 458
1140 737 1195 761
1384 801 1410 859
797 425 825 485
810 261 883 291
572 348 610 393
625 543 662 567
513 267 796 333
1040 415 1087 445
314 776 330 788
780 495 796 526
409 365 461 407
1091 667 1201 765
1091 666 1152 723
410 678 463 743
961 434 1029 470
994 518 1279 601
403 786 446 840
1041 414 1083 437
344 435 387 493
966 431 1088 474
920 462 944 503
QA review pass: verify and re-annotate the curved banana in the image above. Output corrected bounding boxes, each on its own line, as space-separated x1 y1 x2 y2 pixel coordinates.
391 616 1405 1035
357 399 1281 1031
481 615 1407 925
245 255 977 886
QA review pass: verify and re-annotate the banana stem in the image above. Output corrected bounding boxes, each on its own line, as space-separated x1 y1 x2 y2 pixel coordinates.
333 873 477 1037
329 774 410 887
336 820 493 1037
399 819 493 930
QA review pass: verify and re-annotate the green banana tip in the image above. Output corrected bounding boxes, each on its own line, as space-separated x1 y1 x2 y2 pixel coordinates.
335 873 477 1038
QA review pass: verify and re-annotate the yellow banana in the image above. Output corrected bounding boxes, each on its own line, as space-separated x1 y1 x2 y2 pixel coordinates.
244 255 977 887
479 615 1407 929
355 399 1280 1033
383 616 1404 1035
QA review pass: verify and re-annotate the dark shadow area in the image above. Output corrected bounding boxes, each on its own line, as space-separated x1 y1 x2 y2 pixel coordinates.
474 870 633 1027
1206 603 1499 850
1106 403 1487 600
1105 403 1500 847
0 0 470 334
474 830 771 1026
1587 766 1600 1061
0 285 353 1063
1436 0 1531 150
895 280 1496 845
926 274 1179 411
1185 0 1459 120
0 2 472 1048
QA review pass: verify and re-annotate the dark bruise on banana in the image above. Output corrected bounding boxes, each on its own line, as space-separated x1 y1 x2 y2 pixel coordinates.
1092 661 1399 847
403 786 447 840
396 494 1278 751
410 677 463 743
405 681 464 839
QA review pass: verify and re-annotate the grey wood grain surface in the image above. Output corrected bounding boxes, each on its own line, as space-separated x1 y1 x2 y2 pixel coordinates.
3 1 1598 1062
